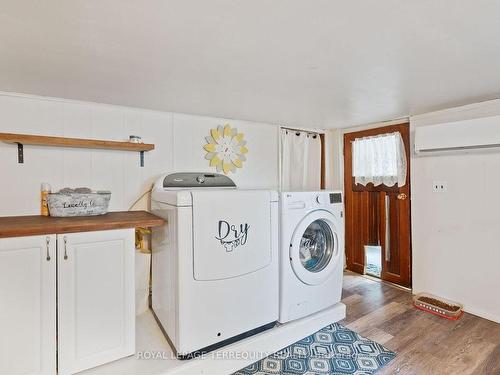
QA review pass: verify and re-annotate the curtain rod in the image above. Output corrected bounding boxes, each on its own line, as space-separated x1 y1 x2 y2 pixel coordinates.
281 126 324 135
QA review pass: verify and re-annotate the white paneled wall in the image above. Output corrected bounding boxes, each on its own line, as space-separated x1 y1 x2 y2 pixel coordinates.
0 93 279 316
411 101 500 323
172 113 280 188
0 93 279 216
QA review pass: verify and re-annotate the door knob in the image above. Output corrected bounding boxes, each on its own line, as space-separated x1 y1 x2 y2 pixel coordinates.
397 193 407 200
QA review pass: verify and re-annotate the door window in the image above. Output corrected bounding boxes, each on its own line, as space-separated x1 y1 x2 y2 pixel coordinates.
352 131 407 187
299 220 334 273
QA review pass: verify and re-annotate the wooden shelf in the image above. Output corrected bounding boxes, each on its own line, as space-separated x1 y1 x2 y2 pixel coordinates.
0 211 165 238
0 132 154 152
0 132 154 166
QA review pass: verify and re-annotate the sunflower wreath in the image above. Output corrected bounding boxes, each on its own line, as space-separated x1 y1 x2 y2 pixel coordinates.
203 124 248 174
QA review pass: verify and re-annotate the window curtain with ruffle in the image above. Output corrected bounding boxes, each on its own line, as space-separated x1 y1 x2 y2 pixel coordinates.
352 132 407 187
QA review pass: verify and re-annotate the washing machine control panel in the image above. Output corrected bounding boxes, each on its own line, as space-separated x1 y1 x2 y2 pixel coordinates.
316 195 327 204
329 193 342 204
283 191 343 211
161 172 237 188
315 193 342 205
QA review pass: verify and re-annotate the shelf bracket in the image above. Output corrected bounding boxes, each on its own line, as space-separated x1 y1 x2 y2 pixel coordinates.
16 143 24 164
139 151 145 167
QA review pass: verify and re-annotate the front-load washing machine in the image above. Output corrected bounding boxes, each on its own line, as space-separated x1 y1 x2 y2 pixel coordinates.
279 191 344 323
151 173 279 358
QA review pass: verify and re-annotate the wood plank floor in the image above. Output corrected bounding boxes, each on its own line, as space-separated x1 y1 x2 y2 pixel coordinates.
340 271 500 375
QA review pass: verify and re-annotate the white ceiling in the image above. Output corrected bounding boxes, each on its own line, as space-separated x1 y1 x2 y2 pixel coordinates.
1 1 500 128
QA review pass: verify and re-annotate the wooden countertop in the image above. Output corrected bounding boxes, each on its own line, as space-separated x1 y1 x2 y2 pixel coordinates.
0 211 165 238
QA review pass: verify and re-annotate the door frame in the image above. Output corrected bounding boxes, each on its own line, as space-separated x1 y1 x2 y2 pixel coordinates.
343 123 412 287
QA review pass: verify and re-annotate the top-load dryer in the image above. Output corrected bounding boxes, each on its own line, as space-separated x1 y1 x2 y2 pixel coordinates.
151 173 279 358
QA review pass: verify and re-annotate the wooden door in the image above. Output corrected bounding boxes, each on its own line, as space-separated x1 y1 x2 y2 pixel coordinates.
344 123 412 287
0 235 56 375
57 229 135 375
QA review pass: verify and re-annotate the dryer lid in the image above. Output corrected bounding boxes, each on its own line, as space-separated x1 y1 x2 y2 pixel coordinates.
191 190 272 281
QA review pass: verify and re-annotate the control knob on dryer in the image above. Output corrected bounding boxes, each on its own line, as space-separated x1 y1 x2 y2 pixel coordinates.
316 194 326 205
196 175 206 184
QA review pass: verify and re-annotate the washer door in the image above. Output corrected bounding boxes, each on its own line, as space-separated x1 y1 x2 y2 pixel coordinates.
290 210 341 285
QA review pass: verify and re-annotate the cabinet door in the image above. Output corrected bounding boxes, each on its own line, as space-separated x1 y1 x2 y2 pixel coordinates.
0 235 56 375
57 229 135 375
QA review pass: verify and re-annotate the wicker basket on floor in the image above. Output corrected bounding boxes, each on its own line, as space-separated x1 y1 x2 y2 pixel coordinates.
413 293 463 320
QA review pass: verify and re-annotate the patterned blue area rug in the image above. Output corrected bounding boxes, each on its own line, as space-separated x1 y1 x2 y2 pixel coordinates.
233 322 396 375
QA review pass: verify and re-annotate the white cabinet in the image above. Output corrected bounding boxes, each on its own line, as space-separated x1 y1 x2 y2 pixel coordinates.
0 229 135 375
0 235 56 375
57 229 135 375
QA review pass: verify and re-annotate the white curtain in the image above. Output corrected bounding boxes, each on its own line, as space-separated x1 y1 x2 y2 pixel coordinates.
281 129 322 191
352 132 407 187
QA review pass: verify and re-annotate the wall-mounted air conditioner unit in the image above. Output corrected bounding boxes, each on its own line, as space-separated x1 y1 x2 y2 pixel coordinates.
414 115 500 154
